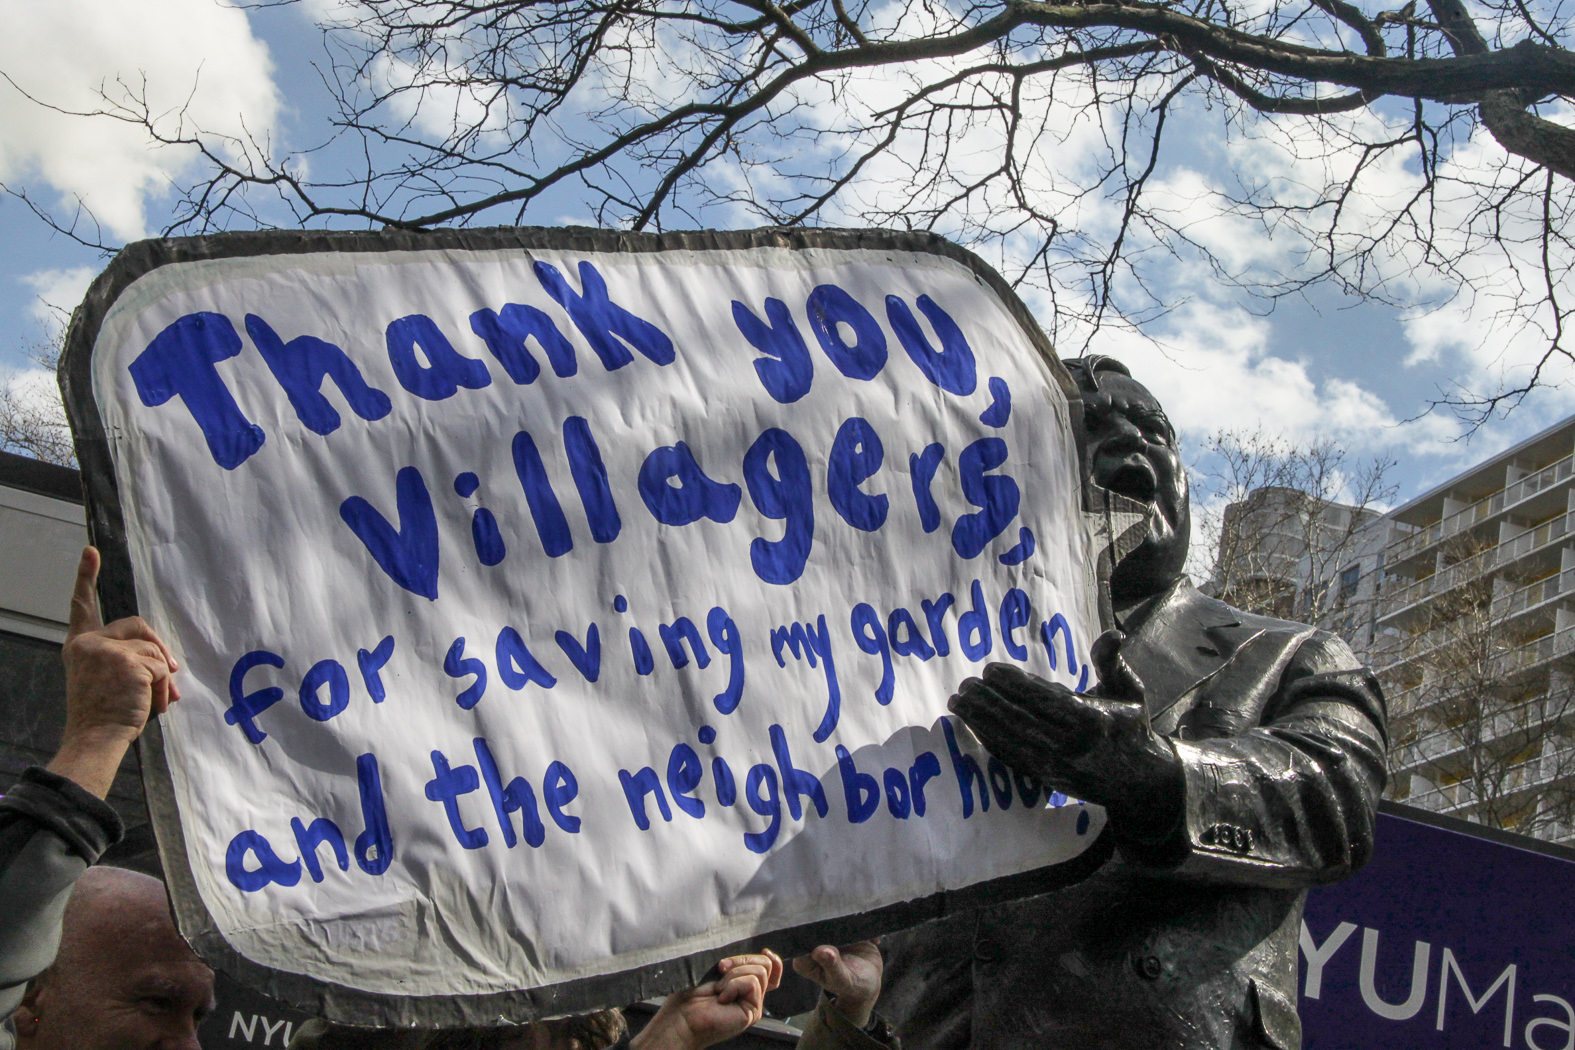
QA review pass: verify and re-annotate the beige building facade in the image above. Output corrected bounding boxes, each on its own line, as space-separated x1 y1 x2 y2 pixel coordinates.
1213 418 1575 842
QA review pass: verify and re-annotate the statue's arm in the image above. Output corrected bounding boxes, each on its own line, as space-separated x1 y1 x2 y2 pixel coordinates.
1122 632 1388 888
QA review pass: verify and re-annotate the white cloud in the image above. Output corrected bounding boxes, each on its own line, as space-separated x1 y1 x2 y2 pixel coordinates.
21 267 95 335
370 52 510 143
3 366 65 420
1389 143 1575 398
0 0 280 240
1157 99 1575 420
1076 299 1462 453
732 55 1477 473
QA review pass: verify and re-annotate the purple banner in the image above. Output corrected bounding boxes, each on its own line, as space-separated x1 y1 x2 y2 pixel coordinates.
1302 802 1575 1049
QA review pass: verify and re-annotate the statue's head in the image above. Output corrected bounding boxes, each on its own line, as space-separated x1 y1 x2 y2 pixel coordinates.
1062 356 1190 603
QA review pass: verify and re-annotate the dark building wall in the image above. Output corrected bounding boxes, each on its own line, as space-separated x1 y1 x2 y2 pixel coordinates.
0 629 68 776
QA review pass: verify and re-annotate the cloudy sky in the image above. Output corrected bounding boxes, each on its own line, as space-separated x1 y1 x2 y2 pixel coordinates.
2 0 1571 520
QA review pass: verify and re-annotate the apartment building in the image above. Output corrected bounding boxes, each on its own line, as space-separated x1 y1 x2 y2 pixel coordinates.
1213 484 1385 639
1367 419 1575 842
1213 417 1575 842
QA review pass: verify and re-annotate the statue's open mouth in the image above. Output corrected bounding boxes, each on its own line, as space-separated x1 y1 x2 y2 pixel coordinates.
1104 462 1158 504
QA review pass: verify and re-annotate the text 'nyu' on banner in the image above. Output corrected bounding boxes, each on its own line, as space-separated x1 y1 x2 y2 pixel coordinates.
63 228 1112 1026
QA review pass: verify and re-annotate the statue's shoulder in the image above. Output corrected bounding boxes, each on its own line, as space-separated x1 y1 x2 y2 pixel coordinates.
1179 582 1366 672
1171 579 1310 635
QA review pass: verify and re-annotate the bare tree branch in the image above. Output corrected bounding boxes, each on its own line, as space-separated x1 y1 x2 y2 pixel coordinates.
13 0 1575 417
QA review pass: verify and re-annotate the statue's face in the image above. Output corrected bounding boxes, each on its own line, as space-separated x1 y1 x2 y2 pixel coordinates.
1080 374 1190 600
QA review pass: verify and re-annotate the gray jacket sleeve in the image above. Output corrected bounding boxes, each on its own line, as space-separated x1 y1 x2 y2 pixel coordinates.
0 767 124 1041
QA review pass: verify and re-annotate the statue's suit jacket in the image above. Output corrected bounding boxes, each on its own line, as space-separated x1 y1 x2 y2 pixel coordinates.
804 577 1387 1050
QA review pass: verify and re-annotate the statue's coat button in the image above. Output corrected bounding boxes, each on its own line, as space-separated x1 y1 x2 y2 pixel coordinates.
1134 954 1163 980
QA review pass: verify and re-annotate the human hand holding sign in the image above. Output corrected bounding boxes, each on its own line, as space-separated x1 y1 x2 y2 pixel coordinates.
793 942 883 1028
947 630 1184 843
631 951 784 1050
46 546 182 798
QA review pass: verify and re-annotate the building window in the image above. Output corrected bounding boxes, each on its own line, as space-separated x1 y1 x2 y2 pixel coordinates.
1340 564 1362 601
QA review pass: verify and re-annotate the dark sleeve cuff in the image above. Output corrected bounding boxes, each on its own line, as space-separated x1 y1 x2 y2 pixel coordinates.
802 994 899 1050
0 767 125 863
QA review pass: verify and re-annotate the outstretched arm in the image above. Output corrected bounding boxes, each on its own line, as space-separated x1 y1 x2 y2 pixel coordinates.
2 548 183 1028
951 630 1386 888
947 631 1186 845
1151 634 1388 886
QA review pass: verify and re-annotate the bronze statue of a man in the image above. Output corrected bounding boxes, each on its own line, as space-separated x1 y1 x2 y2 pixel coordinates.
796 356 1388 1050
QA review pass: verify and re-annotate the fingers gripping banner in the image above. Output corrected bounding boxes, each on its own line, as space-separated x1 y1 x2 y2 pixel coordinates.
63 228 1111 1025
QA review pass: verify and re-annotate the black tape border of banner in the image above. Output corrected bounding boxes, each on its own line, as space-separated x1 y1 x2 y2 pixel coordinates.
1378 798 1575 863
59 224 1112 1028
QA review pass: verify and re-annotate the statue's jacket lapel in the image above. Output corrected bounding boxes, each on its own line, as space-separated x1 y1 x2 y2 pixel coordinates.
1117 578 1314 740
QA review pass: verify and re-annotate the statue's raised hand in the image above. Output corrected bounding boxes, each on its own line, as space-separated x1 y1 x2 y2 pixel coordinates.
947 656 1183 843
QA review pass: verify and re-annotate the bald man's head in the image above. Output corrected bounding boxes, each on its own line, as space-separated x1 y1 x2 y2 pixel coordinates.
14 866 214 1050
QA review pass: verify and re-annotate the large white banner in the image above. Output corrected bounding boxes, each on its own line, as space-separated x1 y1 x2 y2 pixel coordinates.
72 229 1109 1020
